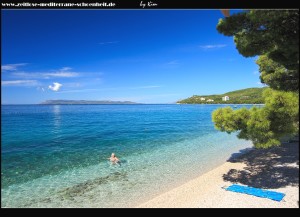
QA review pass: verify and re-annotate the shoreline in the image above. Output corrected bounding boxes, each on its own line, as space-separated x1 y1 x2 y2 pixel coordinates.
136 141 299 208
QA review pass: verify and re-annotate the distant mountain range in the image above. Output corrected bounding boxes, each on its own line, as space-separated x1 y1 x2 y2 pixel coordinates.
177 87 268 104
40 100 139 105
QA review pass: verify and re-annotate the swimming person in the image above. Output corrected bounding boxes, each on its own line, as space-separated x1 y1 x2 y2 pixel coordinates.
108 153 120 165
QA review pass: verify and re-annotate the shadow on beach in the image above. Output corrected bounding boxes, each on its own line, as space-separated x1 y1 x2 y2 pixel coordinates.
223 139 299 189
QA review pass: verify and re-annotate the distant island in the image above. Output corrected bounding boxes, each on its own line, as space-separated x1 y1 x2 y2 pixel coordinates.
177 87 267 104
40 100 139 105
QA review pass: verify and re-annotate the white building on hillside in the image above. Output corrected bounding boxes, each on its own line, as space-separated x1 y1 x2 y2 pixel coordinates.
207 99 214 102
200 97 205 101
222 96 230 101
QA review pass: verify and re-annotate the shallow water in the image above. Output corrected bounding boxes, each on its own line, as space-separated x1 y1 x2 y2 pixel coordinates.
1 104 254 207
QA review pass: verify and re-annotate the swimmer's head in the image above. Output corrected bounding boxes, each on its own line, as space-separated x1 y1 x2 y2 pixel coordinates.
111 153 115 157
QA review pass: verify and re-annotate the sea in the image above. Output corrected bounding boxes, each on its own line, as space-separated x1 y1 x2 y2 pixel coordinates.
1 104 255 207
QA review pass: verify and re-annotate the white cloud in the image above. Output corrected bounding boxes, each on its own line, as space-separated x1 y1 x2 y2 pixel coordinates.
253 71 259 75
45 72 79 78
98 41 119 45
2 80 38 86
11 66 78 79
199 44 227 50
2 63 27 71
9 66 102 81
60 67 72 71
48 82 62 91
12 71 79 79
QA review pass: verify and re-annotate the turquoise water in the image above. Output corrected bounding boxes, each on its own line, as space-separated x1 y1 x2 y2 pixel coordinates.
1 104 254 207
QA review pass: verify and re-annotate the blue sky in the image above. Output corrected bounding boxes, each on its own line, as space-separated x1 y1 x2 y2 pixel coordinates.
2 10 263 104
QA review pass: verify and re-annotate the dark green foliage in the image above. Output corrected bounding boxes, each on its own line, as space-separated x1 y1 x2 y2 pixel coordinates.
212 89 299 149
212 10 299 148
177 87 266 104
217 10 299 91
263 89 299 137
256 55 299 91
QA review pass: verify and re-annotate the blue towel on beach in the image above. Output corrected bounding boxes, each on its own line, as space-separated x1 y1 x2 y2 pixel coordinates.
225 184 285 202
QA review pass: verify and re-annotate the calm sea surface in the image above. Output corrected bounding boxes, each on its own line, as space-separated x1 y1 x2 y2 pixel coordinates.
1 104 254 207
